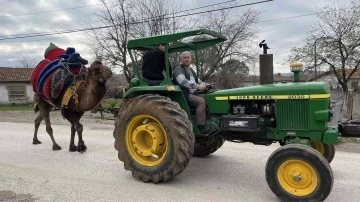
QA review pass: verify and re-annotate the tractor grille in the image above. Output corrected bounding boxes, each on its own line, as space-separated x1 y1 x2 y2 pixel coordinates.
276 100 309 130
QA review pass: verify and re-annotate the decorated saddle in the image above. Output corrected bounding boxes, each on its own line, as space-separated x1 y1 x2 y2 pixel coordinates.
31 43 89 107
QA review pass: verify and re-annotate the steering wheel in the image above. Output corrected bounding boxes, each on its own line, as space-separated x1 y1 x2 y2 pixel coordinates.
196 83 216 94
206 83 216 91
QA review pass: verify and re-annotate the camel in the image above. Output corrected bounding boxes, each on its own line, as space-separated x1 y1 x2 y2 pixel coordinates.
32 60 112 152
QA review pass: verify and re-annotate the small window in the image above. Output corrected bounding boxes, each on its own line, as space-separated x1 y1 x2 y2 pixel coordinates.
7 85 26 102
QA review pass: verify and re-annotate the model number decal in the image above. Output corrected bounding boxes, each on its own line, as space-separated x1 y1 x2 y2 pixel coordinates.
287 95 307 99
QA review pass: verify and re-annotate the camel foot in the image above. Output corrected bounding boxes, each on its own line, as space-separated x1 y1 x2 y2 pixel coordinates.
52 144 62 151
33 139 42 144
77 142 87 153
69 144 77 152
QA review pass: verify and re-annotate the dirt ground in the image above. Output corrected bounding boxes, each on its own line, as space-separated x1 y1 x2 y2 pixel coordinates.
0 110 115 126
1 111 360 202
0 110 359 154
0 190 36 202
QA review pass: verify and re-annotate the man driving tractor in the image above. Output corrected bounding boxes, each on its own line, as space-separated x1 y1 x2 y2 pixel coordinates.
173 51 211 133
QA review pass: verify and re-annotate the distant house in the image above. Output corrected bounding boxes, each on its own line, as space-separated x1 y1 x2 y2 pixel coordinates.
307 69 360 90
0 67 35 104
241 73 311 87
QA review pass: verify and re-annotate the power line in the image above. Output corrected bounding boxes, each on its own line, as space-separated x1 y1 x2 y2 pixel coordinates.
2 33 80 43
258 5 360 23
0 0 274 41
2 0 354 42
0 1 117 32
0 0 240 38
170 0 238 16
0 2 119 33
0 1 118 19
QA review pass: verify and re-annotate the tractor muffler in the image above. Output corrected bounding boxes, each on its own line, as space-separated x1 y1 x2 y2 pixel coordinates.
259 40 273 85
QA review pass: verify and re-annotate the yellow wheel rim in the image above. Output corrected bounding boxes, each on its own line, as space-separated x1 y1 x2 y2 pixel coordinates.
311 141 325 154
125 115 168 167
277 160 318 196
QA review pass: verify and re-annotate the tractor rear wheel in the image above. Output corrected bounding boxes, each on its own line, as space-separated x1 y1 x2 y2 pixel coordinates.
113 94 195 183
266 144 333 202
193 135 224 157
311 141 335 163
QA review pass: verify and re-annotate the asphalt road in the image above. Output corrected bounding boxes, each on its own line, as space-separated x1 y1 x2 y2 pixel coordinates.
1 121 360 202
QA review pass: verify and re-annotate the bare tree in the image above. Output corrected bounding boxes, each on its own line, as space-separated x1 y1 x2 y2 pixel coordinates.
83 0 132 82
84 0 188 83
130 0 188 37
214 59 250 89
195 4 260 81
17 54 38 68
286 0 360 94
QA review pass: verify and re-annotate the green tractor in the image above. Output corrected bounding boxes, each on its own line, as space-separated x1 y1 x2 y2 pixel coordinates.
113 29 338 202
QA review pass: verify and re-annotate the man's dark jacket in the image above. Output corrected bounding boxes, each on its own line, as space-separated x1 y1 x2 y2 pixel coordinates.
142 48 172 80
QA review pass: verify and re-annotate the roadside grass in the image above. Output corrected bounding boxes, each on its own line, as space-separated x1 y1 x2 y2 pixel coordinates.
100 98 122 108
0 104 33 111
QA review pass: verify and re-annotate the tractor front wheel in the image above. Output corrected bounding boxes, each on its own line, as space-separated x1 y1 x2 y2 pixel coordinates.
265 144 333 202
113 94 195 183
311 141 335 163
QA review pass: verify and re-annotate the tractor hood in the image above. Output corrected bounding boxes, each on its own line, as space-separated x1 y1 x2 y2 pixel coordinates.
206 82 330 100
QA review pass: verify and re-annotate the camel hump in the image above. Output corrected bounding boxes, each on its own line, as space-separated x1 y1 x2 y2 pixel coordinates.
31 59 51 93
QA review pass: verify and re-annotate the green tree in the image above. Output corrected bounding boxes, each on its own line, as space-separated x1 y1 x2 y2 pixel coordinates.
215 59 249 89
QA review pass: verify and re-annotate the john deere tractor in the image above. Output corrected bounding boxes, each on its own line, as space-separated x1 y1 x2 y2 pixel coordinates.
113 29 338 202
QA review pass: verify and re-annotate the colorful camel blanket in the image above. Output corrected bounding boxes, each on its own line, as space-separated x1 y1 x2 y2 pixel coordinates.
31 43 89 106
48 67 87 102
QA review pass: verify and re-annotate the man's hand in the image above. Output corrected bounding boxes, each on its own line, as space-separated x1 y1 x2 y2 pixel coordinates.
197 84 206 90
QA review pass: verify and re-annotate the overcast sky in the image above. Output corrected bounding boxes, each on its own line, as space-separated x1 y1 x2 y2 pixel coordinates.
0 0 354 74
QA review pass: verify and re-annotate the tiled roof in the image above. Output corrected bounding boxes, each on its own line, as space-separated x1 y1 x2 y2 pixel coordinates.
0 67 34 82
242 74 310 82
308 69 360 81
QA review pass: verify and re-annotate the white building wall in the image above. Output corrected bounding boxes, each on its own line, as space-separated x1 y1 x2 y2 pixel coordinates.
0 83 7 104
0 82 34 104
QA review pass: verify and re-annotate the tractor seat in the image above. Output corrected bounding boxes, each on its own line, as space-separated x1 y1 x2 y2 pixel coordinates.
142 76 163 86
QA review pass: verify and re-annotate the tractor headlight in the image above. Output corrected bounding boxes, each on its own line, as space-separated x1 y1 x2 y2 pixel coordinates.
290 62 303 72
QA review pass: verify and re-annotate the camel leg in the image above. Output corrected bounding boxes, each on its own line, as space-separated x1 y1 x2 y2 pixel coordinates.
74 122 86 153
74 111 86 153
33 113 43 144
42 109 61 151
69 125 77 152
62 109 86 153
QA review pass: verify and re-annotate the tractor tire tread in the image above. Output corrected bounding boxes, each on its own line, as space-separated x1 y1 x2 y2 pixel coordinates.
113 94 195 183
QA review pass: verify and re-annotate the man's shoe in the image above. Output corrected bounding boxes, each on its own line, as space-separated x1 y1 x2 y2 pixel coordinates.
197 125 207 133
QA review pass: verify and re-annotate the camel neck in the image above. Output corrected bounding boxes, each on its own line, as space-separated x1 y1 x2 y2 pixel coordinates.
77 77 106 111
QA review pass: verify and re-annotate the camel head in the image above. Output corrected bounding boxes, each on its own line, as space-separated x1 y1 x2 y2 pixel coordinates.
88 60 112 83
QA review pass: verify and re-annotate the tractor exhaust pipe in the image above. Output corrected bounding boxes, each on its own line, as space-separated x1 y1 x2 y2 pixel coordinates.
259 40 273 85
